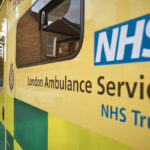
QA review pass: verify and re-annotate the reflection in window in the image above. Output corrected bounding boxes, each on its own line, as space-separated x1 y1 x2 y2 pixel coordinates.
16 0 82 67
0 0 4 6
47 36 56 57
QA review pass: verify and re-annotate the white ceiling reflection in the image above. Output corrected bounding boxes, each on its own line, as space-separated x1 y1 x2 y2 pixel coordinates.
31 0 51 13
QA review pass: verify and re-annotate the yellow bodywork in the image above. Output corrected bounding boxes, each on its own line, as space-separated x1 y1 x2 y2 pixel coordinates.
0 0 150 150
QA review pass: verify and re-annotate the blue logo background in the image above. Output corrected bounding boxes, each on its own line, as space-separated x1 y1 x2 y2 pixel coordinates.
94 14 150 66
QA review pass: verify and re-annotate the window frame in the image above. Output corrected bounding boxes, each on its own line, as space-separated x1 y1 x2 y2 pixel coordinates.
16 0 84 68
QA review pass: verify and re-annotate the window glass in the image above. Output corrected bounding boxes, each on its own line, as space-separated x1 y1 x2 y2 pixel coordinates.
0 0 4 6
16 0 83 67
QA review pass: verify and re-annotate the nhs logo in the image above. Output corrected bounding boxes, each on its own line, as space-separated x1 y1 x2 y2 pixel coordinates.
94 14 150 66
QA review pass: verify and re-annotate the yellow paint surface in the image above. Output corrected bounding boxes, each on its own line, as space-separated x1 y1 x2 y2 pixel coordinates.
0 0 150 150
48 113 136 150
6 95 14 136
14 139 23 150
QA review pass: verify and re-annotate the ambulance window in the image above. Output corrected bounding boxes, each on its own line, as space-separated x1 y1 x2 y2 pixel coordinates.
16 0 83 68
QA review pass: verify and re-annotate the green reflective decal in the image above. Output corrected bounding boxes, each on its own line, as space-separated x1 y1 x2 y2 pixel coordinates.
7 130 13 150
14 98 48 150
0 122 5 150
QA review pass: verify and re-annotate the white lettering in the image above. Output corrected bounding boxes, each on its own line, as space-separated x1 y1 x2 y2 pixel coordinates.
142 20 150 57
95 28 119 63
117 19 145 60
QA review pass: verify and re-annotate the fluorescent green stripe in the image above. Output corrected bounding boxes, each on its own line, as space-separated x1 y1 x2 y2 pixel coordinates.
0 94 137 150
48 114 136 150
6 95 14 137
